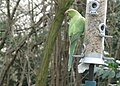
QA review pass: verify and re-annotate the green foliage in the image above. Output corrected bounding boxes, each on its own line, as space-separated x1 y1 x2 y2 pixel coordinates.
116 72 120 78
94 58 120 85
0 21 7 29
0 21 7 37
107 60 119 69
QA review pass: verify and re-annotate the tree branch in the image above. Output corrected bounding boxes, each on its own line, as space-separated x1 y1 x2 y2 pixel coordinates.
11 0 21 19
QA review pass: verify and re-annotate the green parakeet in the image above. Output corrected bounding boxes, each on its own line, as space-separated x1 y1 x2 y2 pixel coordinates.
65 9 85 71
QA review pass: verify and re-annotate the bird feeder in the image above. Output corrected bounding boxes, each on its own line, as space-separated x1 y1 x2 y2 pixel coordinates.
81 0 108 65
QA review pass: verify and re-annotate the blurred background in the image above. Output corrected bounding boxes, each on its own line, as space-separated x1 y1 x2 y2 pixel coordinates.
0 0 120 86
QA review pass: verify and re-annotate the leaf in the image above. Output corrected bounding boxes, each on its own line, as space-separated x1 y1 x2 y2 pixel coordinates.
97 68 104 76
116 72 120 78
108 70 115 78
102 70 109 79
101 69 115 79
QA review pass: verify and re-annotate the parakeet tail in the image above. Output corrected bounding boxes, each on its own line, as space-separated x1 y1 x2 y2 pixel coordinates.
68 41 76 71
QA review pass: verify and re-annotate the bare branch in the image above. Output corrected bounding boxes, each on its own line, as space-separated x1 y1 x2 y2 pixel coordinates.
11 0 21 19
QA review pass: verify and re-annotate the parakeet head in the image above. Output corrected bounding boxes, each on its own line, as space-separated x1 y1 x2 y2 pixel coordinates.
65 9 81 18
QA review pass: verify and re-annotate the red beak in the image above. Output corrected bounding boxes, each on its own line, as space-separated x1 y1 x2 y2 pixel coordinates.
64 11 67 15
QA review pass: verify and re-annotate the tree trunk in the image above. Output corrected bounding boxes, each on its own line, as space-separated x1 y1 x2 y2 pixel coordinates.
35 0 73 86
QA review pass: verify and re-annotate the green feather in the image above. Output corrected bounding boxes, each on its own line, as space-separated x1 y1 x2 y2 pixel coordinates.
68 41 76 71
65 9 85 71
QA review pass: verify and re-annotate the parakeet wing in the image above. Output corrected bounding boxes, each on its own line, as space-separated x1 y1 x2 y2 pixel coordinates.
68 15 85 71
69 16 85 38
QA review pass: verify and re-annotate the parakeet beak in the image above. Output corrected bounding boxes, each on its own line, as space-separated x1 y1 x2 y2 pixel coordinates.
64 11 68 15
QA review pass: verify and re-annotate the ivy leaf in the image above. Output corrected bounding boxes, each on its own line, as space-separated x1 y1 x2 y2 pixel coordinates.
108 70 115 78
102 70 109 79
116 72 120 78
